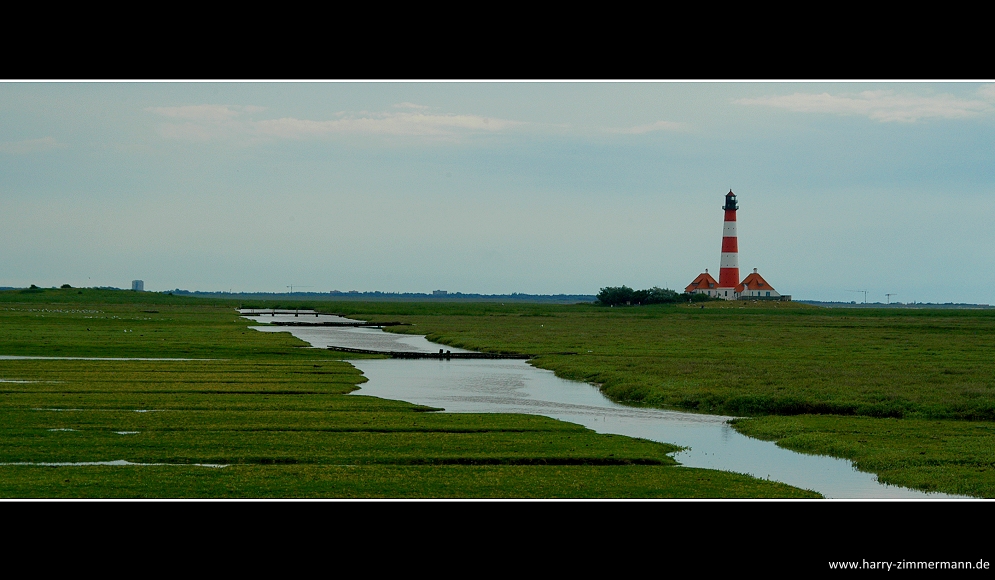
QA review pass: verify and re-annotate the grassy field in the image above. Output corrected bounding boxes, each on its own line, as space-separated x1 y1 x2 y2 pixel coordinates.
305 299 995 497
0 288 815 498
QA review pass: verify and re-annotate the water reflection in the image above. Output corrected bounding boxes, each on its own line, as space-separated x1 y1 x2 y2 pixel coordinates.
249 312 473 353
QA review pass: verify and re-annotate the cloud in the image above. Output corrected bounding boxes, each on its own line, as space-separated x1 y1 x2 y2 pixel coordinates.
147 104 523 142
146 105 271 142
145 104 256 122
0 136 66 154
977 84 995 100
255 112 521 139
735 90 994 122
606 120 687 134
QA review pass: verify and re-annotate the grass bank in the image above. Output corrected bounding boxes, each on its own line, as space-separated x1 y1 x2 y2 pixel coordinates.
731 415 995 498
0 289 814 498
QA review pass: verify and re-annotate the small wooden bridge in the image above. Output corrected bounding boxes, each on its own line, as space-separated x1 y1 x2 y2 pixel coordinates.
272 321 408 328
326 346 532 360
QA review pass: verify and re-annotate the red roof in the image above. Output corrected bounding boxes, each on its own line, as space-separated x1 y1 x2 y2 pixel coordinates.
735 271 776 293
685 272 719 293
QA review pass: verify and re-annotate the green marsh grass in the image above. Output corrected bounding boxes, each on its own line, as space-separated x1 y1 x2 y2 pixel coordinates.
0 289 815 498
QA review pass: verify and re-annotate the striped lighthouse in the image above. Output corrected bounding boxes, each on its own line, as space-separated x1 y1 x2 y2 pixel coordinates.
718 190 740 289
686 190 790 302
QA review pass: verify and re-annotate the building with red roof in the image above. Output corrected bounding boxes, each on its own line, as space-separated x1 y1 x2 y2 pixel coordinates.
685 268 786 300
685 270 721 297
735 268 782 299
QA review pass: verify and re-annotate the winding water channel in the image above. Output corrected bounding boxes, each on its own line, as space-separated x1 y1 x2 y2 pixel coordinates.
245 309 959 498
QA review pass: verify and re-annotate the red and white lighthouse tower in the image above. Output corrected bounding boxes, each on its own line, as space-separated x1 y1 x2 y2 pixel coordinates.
685 190 789 301
718 189 740 289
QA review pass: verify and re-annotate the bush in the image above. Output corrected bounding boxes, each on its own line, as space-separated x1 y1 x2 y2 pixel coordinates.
597 286 635 306
597 286 679 306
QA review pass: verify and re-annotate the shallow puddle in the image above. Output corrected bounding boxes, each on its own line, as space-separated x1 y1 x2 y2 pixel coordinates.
0 460 227 468
32 408 164 413
0 356 215 361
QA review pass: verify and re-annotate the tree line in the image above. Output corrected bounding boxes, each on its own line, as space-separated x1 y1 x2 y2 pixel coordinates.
597 286 674 306
596 286 716 306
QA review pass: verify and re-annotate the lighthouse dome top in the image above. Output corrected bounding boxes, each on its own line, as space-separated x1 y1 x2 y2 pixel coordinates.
723 190 739 211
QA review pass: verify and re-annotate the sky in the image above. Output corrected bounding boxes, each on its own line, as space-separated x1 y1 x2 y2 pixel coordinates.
1 81 993 304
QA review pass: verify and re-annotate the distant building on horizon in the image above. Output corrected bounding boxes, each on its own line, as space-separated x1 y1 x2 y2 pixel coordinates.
685 191 789 301
131 280 144 292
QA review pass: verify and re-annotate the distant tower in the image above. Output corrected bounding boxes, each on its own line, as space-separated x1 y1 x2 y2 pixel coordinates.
132 280 144 292
718 190 739 289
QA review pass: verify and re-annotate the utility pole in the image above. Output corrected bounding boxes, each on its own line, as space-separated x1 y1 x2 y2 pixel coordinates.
885 293 897 304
